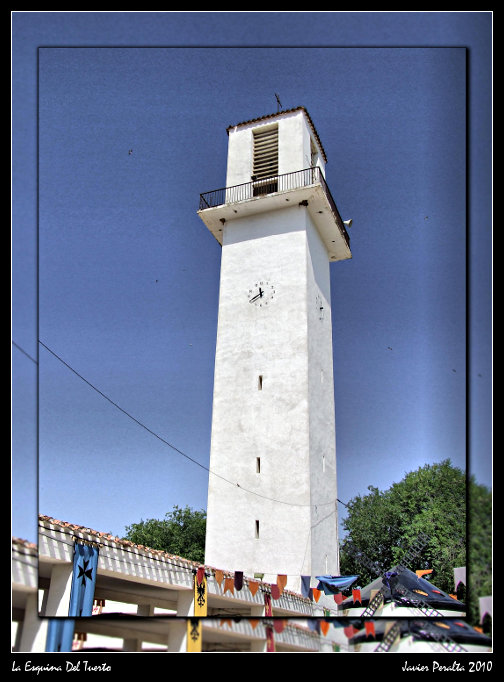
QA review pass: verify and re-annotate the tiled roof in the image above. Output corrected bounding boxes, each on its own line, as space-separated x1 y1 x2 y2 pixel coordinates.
38 514 200 566
226 106 328 163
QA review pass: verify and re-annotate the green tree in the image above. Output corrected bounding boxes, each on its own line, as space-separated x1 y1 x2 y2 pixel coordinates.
340 460 467 596
468 477 492 626
123 505 206 563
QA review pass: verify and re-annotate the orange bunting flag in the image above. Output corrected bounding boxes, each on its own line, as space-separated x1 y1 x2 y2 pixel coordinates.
214 570 224 586
365 621 376 638
320 620 330 636
277 574 287 593
219 618 232 628
416 569 433 578
224 577 234 594
248 580 260 596
313 588 321 603
249 618 260 630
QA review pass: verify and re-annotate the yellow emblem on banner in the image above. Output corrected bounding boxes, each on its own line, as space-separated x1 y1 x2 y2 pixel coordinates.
194 570 208 616
187 618 202 652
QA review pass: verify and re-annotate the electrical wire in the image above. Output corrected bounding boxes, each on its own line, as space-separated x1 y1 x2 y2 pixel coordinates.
36 340 346 511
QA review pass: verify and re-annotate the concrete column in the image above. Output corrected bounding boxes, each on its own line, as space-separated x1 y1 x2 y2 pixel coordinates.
44 563 73 616
122 638 143 652
175 589 194 617
18 592 49 652
167 619 187 652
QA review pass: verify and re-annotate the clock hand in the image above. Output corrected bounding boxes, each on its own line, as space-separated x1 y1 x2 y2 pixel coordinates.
249 293 261 303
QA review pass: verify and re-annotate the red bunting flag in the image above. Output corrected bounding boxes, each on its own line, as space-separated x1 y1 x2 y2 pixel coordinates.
264 593 272 616
365 621 376 638
352 588 362 604
271 584 281 600
196 567 205 585
344 625 357 639
333 593 344 604
273 619 285 633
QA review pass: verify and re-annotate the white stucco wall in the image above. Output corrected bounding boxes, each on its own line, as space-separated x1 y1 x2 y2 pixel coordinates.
205 202 338 591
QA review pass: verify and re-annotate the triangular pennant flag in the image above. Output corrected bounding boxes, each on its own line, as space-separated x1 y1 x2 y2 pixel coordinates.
277 574 287 593
271 584 281 600
320 620 330 636
313 588 321 603
234 571 244 591
352 588 362 605
219 618 232 628
214 569 224 586
224 577 234 594
416 569 433 578
365 621 376 638
196 567 205 585
344 625 357 639
249 618 260 630
248 580 260 596
333 592 344 604
273 619 285 634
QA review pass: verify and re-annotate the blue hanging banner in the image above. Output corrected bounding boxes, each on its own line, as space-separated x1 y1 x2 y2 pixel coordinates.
68 542 100 618
315 575 359 595
45 618 75 652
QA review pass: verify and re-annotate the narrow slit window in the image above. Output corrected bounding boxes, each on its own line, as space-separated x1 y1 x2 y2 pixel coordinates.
258 375 263 390
255 520 260 539
256 457 261 473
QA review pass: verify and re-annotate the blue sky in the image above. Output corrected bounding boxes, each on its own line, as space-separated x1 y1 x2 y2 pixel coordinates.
12 12 492 547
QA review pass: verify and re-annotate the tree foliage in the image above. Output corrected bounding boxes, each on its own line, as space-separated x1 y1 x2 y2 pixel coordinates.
468 476 492 625
340 460 467 595
123 505 206 563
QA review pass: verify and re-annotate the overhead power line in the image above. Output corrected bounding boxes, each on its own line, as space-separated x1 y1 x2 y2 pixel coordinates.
36 340 344 511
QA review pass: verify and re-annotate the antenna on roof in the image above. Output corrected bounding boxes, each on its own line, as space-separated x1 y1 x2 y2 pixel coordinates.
275 93 282 112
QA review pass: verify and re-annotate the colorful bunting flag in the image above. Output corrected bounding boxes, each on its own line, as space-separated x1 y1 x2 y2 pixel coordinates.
315 575 359 594
365 621 376 638
194 571 207 617
344 624 357 639
264 593 272 616
224 577 234 594
301 575 312 600
320 620 330 636
416 569 433 578
273 619 285 634
277 574 287 594
234 571 244 591
250 618 260 629
333 593 344 604
271 584 281 600
352 588 362 605
248 580 260 596
312 588 321 603
214 569 224 586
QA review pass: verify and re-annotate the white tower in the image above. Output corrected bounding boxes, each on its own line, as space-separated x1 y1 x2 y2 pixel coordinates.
198 107 351 593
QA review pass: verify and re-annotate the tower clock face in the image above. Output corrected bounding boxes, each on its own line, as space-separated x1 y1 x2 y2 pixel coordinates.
248 280 275 307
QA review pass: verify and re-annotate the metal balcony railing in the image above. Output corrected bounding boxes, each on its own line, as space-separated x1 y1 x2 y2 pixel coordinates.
199 167 350 248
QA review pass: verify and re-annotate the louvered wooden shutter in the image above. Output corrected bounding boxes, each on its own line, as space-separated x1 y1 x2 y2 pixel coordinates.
253 126 278 180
